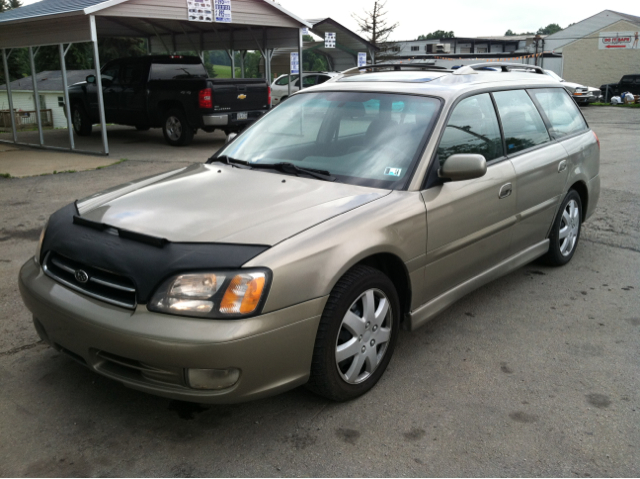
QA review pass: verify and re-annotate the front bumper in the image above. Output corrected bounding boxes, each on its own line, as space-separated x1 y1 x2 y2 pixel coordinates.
573 93 601 104
202 109 268 128
19 258 326 403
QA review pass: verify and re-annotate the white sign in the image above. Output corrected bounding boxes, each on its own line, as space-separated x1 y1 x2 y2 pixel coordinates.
214 0 232 23
290 52 299 75
302 28 309 36
325 32 336 49
187 0 213 23
358 52 367 67
599 31 639 50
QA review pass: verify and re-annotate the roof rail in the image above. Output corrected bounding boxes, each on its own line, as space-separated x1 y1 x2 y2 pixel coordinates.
453 63 545 75
342 63 452 75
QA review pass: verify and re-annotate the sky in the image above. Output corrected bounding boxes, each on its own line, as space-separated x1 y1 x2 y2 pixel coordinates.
20 0 640 40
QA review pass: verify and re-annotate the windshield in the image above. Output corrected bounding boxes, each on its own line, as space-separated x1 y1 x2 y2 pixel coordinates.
215 92 441 189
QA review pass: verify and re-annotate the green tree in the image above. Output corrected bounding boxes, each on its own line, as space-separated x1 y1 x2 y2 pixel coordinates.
8 0 21 8
352 0 398 47
537 23 562 35
417 30 455 40
0 1 9 13
504 29 535 36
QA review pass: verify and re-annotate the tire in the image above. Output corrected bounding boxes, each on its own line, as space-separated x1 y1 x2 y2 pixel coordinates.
162 108 194 146
540 190 582 266
72 103 92 136
307 265 400 401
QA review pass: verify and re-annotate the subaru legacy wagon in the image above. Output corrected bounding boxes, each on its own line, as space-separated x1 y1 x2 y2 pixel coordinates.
19 63 600 403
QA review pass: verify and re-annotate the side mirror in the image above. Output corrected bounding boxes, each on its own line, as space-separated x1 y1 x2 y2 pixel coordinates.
86 74 96 84
226 132 238 144
439 154 487 182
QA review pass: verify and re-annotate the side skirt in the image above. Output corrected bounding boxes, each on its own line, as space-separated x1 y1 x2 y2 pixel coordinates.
406 239 550 331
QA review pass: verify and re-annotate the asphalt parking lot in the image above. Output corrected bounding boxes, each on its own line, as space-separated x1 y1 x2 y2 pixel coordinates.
0 107 638 477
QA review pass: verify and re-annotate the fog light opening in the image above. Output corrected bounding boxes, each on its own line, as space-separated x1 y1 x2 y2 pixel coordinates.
187 368 241 390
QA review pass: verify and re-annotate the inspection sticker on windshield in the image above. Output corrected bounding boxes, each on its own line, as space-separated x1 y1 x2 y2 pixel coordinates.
384 167 402 177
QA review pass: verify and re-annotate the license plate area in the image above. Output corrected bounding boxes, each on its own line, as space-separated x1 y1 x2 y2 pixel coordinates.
237 112 248 120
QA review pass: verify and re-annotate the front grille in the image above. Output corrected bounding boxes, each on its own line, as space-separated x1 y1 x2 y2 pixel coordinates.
43 252 137 309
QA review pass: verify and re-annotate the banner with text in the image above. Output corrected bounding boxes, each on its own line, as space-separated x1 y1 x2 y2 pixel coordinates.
358 52 367 67
290 52 300 74
214 0 232 23
599 31 639 50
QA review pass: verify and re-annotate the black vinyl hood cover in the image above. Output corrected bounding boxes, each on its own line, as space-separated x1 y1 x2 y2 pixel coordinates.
40 203 270 304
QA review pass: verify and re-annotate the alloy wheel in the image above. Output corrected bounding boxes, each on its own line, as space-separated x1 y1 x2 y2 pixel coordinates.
559 199 580 256
165 116 183 141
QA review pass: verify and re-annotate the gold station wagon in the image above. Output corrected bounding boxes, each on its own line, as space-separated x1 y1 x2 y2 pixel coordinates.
19 63 600 403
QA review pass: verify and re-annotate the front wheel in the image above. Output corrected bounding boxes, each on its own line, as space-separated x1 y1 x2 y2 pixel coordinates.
162 108 194 146
72 104 92 136
307 265 400 401
540 190 582 266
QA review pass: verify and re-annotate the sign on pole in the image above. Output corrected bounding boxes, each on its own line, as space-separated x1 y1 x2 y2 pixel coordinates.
599 31 639 50
358 52 367 67
302 28 309 36
325 32 336 49
290 52 300 75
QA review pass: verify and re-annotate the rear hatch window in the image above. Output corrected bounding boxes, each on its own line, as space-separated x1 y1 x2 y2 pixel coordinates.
150 63 207 80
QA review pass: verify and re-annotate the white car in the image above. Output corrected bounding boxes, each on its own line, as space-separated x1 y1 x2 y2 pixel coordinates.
543 70 602 105
271 72 338 105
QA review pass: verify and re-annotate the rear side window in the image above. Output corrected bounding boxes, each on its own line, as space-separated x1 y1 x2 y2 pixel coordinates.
529 88 588 139
149 63 207 80
275 75 297 85
493 90 550 155
121 63 146 85
437 93 503 164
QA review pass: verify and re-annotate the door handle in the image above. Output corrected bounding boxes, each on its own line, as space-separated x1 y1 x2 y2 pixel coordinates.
498 183 512 199
558 160 567 173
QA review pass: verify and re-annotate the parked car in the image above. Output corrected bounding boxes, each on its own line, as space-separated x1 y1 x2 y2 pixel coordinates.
20 63 599 404
68 55 271 146
599 74 640 100
271 72 338 105
543 70 602 105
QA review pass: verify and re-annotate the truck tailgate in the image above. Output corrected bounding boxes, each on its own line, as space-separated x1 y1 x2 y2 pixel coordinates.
211 80 269 112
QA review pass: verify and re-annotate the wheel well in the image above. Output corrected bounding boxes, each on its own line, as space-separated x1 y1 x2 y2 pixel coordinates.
355 253 411 322
570 181 588 222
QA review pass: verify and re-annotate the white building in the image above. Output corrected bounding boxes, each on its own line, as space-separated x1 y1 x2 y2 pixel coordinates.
0 70 93 130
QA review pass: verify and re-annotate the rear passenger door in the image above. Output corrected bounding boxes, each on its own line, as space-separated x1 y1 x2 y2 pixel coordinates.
119 61 148 127
493 89 568 256
420 93 517 303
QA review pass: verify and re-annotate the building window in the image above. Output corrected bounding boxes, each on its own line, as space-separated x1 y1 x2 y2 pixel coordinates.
411 46 419 51
477 48 488 53
58 96 64 107
38 95 46 109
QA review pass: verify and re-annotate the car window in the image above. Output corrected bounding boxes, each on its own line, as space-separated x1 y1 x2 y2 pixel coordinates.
149 62 207 80
218 92 441 189
437 93 503 164
529 88 588 139
120 62 146 85
493 90 550 155
317 75 331 85
303 76 318 87
276 75 298 86
101 62 120 85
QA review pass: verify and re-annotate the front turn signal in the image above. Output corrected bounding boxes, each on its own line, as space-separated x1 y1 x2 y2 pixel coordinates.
220 273 267 315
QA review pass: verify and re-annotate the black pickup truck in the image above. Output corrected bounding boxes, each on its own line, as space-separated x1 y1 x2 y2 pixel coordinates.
599 74 640 101
68 56 271 146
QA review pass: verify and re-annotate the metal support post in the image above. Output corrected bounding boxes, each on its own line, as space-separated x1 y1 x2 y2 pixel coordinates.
91 16 109 155
240 51 246 78
59 43 75 150
1 48 18 143
28 47 44 146
230 30 235 79
297 28 304 89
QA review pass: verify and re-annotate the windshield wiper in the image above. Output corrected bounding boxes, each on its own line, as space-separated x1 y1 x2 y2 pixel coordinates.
209 155 251 168
249 162 336 182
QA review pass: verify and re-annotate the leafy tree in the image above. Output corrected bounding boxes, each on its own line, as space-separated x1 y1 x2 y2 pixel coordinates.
8 0 21 8
537 23 562 35
504 29 534 36
0 1 8 13
352 0 398 47
417 30 455 40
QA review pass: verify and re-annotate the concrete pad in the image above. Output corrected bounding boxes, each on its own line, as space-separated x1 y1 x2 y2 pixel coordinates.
0 148 120 177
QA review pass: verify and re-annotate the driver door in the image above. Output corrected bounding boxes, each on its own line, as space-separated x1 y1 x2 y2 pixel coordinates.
420 93 517 304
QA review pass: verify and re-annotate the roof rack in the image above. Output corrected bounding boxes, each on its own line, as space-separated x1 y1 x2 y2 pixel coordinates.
342 63 452 75
453 63 545 75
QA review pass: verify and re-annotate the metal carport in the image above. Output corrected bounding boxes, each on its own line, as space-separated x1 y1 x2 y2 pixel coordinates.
0 0 311 155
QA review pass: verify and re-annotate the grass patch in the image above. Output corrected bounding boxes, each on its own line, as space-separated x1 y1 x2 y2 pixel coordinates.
96 158 128 170
212 64 242 78
0 172 11 179
590 102 640 108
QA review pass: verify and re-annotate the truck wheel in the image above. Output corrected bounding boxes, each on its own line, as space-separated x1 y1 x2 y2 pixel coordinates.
162 109 194 146
72 104 92 136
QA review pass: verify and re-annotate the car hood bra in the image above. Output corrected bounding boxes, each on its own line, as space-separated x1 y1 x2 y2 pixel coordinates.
76 163 390 246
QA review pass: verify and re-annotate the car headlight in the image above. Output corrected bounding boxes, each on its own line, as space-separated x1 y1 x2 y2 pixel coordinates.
148 269 270 319
35 219 49 265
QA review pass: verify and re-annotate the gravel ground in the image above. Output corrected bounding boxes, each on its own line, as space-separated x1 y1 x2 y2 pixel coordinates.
0 107 638 477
